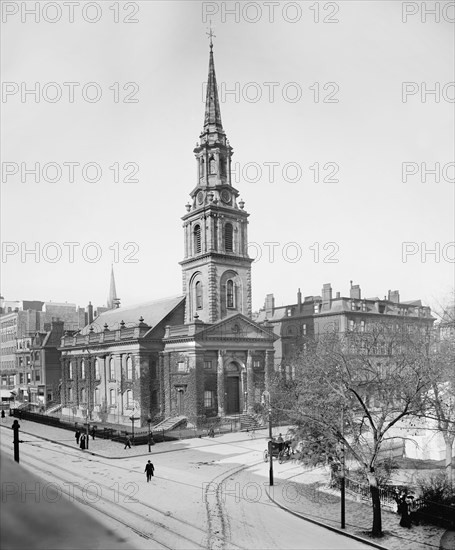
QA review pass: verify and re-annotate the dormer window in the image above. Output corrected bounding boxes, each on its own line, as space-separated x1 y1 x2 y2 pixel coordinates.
224 223 233 252
194 225 201 254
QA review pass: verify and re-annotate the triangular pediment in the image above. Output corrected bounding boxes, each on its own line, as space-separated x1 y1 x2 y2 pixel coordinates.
196 314 277 342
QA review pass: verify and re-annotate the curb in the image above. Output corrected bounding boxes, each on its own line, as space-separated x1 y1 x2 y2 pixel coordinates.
265 485 389 550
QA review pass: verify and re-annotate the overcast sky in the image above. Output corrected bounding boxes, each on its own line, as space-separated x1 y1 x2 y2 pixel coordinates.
2 1 454 315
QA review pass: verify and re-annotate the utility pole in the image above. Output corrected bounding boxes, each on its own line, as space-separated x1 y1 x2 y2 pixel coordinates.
12 419 20 463
269 405 274 486
340 406 346 529
262 390 273 486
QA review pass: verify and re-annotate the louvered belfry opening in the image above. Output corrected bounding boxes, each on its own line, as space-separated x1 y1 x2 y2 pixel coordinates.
225 223 233 252
194 225 201 254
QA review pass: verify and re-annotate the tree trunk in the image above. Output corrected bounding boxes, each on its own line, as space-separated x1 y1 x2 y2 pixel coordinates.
444 434 454 484
367 473 382 537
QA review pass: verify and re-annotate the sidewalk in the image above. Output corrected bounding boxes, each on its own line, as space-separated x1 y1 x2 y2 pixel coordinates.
0 417 267 458
267 464 447 550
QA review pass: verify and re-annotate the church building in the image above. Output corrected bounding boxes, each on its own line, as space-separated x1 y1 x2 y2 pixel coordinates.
59 42 277 428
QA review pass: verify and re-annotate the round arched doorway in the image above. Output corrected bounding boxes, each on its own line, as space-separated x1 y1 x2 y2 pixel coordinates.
225 361 241 415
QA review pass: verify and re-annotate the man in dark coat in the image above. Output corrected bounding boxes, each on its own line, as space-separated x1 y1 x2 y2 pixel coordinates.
75 429 81 445
124 435 131 449
144 460 155 482
80 433 86 450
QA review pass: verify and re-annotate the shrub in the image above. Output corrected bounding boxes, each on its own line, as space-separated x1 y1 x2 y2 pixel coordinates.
415 472 455 529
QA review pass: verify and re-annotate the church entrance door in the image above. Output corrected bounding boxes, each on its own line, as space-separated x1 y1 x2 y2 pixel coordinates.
225 376 240 415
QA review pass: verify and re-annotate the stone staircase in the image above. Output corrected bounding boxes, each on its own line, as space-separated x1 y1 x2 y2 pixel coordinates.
240 413 262 430
152 415 187 432
45 403 62 415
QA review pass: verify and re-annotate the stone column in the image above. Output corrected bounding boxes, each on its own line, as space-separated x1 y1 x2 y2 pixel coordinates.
217 216 223 251
217 350 225 417
241 368 247 413
246 350 254 413
158 352 165 417
265 350 273 393
61 358 67 406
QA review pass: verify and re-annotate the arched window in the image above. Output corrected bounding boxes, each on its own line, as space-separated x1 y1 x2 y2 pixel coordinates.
224 223 233 252
195 281 203 309
109 389 116 406
194 225 201 254
220 155 226 176
81 360 85 379
126 357 133 380
227 279 235 308
109 358 115 380
126 390 133 408
94 387 100 405
94 359 100 379
69 362 73 379
81 388 86 403
68 388 73 402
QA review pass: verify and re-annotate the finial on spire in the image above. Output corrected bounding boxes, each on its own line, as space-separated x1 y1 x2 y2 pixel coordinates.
206 20 216 49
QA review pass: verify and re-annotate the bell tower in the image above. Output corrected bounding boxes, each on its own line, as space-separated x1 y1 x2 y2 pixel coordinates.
180 40 253 324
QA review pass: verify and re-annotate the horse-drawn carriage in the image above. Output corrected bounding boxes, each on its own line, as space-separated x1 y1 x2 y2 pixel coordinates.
263 438 294 464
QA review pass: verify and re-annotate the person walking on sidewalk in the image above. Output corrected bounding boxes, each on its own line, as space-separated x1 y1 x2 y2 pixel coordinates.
91 426 96 440
79 433 86 450
144 460 155 482
124 435 132 450
75 429 81 445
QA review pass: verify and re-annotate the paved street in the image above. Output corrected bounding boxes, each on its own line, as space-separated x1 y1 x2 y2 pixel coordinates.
0 419 448 550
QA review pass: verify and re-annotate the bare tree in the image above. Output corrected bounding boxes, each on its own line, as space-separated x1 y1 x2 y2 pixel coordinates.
274 322 431 538
420 300 455 483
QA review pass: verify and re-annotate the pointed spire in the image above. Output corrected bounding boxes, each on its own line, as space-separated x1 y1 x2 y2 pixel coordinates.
107 265 120 309
203 40 223 133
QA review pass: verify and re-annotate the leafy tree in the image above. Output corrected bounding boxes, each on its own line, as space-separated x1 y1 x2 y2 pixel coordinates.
273 322 431 538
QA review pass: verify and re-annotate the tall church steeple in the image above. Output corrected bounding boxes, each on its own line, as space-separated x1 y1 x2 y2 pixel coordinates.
180 42 253 324
107 265 120 309
203 41 223 134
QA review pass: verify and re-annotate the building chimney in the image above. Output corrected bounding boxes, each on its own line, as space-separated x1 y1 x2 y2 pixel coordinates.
87 301 94 324
388 290 400 303
297 288 302 312
322 283 332 306
336 292 340 299
265 294 275 316
350 284 361 300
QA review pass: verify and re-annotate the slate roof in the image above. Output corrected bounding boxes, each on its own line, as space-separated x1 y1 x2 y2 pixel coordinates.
80 295 185 334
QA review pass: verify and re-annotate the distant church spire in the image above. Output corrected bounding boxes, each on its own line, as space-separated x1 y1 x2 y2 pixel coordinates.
203 27 223 134
107 265 120 309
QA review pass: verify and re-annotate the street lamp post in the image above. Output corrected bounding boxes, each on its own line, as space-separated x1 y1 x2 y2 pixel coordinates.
147 414 152 452
262 390 274 486
130 415 140 445
340 406 346 529
85 409 90 451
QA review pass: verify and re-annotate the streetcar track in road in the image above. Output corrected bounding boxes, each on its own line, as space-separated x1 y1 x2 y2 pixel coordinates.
9 449 205 550
1 433 280 512
2 439 251 550
204 460 266 550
